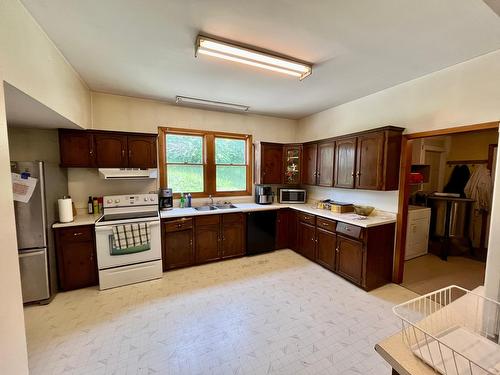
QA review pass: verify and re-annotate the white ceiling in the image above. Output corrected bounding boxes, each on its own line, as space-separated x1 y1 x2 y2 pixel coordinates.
4 83 80 129
21 0 500 119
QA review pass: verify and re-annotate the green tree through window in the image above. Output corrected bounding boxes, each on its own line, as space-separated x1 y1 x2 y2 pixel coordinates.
166 134 204 193
215 138 247 191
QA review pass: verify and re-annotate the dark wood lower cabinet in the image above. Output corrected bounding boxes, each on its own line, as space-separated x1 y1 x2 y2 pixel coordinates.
297 221 316 261
162 218 194 270
221 213 245 259
294 212 395 291
335 235 364 286
316 228 336 271
163 213 246 269
54 225 98 291
276 209 289 249
195 216 221 264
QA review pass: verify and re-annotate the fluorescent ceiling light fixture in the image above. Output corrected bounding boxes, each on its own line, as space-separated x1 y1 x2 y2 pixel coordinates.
196 36 312 80
175 96 249 112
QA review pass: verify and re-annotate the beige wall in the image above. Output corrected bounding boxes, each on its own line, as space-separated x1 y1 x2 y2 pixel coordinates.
447 130 498 161
297 50 500 140
7 127 60 163
91 92 297 143
0 0 91 128
0 82 29 374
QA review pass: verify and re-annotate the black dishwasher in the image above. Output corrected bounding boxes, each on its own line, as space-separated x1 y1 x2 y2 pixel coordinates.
246 210 277 255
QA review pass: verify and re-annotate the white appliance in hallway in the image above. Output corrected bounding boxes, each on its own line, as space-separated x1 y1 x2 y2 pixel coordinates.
405 205 431 260
95 194 162 290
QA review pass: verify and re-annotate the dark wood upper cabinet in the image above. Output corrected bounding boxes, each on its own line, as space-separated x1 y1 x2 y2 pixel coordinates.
127 135 157 168
302 143 318 185
54 225 97 291
356 132 384 190
59 130 96 167
258 143 283 184
283 144 302 185
163 218 194 271
334 137 357 189
58 129 157 168
317 141 335 187
335 235 364 286
221 213 245 259
316 228 336 271
94 133 128 168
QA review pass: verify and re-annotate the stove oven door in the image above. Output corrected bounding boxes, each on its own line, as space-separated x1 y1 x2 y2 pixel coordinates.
95 220 161 270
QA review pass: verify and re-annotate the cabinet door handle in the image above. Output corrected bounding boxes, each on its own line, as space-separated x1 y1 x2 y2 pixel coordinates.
128 149 132 158
335 247 339 253
122 149 125 158
73 232 83 236
351 172 354 177
356 171 361 177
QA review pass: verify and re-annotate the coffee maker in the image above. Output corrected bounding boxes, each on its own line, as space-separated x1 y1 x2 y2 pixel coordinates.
255 185 274 205
158 188 173 211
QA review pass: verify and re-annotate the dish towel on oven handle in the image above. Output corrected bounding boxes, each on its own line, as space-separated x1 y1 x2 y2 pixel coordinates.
111 222 151 255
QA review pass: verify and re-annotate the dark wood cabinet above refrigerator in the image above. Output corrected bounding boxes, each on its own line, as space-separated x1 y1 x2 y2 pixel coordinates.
58 129 157 168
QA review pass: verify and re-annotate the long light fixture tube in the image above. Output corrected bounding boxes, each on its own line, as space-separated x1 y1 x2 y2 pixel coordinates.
196 36 312 80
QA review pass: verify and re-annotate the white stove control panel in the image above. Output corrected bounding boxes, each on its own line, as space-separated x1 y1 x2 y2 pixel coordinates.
103 194 157 208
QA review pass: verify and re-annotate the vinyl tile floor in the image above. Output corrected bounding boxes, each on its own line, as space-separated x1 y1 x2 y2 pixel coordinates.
24 250 418 375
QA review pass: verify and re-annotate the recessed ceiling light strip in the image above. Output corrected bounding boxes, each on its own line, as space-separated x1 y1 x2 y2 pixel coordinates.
196 36 312 80
175 96 249 112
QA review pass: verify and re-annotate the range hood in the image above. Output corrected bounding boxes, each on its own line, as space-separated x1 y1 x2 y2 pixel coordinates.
98 168 158 180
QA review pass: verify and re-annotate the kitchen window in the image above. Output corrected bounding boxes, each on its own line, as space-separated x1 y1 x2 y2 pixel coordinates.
159 127 252 197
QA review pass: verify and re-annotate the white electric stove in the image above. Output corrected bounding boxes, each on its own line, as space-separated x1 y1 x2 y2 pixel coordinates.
95 194 162 290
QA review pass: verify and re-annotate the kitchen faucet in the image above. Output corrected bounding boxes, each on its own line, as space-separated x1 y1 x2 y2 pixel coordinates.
208 194 214 205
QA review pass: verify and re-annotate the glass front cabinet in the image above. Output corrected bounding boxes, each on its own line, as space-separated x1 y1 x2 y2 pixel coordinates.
283 144 302 185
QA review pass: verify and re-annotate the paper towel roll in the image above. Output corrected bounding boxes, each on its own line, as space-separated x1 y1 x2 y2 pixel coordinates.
58 197 74 223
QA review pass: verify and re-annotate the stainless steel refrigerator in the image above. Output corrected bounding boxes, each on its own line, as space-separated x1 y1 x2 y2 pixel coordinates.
11 161 67 304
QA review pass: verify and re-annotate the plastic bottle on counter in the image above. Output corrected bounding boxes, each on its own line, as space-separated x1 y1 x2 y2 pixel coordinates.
93 198 99 214
88 196 94 214
180 193 185 208
187 193 192 208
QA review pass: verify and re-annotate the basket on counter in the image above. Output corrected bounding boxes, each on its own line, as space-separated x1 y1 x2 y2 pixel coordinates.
393 285 500 374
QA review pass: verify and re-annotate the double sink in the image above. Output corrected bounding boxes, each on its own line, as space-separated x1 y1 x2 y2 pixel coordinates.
194 204 238 211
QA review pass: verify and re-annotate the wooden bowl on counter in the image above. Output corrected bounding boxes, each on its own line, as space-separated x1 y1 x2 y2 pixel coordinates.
353 205 375 216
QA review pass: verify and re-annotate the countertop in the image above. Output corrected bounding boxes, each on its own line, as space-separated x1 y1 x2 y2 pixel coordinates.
52 210 102 228
160 203 396 228
52 203 396 229
375 332 434 375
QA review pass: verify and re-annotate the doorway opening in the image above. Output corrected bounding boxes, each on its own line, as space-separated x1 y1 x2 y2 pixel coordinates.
395 122 499 296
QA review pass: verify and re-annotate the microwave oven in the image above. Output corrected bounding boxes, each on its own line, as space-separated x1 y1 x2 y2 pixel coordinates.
278 188 307 204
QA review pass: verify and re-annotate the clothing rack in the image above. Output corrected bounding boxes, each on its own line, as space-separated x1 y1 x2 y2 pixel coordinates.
446 159 488 166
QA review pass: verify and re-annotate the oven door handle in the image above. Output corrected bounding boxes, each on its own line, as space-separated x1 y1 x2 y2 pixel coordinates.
95 220 160 232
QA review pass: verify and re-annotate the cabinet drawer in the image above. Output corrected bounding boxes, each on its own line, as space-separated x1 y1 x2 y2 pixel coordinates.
297 212 316 224
223 213 244 225
195 215 220 226
58 225 94 243
164 217 193 232
336 222 363 239
317 217 336 232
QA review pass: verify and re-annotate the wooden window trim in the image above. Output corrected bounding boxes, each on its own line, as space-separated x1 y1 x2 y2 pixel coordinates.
159 127 252 198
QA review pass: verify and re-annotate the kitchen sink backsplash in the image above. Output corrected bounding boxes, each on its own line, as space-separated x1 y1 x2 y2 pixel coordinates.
306 185 399 213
